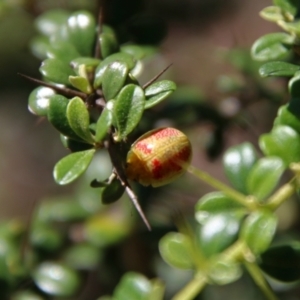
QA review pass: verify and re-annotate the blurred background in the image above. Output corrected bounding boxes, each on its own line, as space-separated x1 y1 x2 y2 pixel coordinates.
2 0 298 299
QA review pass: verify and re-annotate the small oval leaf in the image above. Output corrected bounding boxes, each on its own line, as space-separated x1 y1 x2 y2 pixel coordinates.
159 232 194 269
114 84 145 140
66 97 94 143
223 142 258 193
259 61 300 77
246 156 285 201
40 58 75 85
144 80 177 109
95 106 113 142
101 178 125 204
54 149 95 185
240 210 277 254
33 262 80 297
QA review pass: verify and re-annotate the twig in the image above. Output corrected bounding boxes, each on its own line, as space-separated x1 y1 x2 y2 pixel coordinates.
142 64 173 89
18 73 88 100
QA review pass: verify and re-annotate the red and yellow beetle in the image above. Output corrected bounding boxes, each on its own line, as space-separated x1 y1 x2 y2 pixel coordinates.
126 127 192 187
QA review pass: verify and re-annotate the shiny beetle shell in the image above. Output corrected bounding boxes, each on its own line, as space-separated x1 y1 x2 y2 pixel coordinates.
126 127 192 187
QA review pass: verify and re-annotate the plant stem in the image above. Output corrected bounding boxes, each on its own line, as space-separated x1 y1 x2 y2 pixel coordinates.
187 165 254 209
266 178 296 211
244 262 279 300
172 272 206 300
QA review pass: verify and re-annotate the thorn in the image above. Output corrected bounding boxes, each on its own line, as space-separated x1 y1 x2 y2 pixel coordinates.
142 63 173 90
18 73 88 100
125 186 152 231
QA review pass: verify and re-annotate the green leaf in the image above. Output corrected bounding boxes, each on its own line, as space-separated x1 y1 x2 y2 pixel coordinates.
159 232 194 269
273 0 299 16
101 178 125 204
259 125 300 166
195 192 247 224
259 6 285 22
289 72 300 98
53 149 95 185
274 104 300 134
246 157 285 201
121 44 156 60
63 243 102 270
70 57 101 72
223 142 258 193
30 225 63 252
40 58 76 85
48 95 80 140
28 86 56 116
69 76 91 94
46 41 80 62
198 213 242 257
144 80 177 109
260 242 300 282
99 32 119 59
102 62 129 100
259 61 300 77
30 35 51 60
209 259 242 285
34 9 69 36
113 272 152 300
33 262 80 297
114 84 145 140
251 32 293 61
94 52 135 88
61 135 94 152
66 97 94 143
240 210 277 254
95 105 113 142
66 11 96 56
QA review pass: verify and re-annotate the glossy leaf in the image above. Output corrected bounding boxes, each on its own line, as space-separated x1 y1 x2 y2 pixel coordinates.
101 178 125 204
113 84 145 140
69 76 91 94
53 149 95 185
70 57 101 72
95 105 113 142
66 11 96 56
121 44 156 60
251 32 293 61
34 9 69 36
28 86 56 116
144 80 177 109
240 210 277 254
63 243 102 270
246 157 285 201
33 262 80 297
259 125 300 166
39 58 75 85
30 36 51 60
278 20 300 35
61 135 94 152
260 242 300 282
66 97 94 143
113 272 152 300
48 95 80 140
274 104 300 133
259 61 300 77
99 32 119 59
259 6 285 22
209 259 242 285
46 41 80 62
159 232 194 269
102 62 129 100
273 0 299 15
195 191 246 224
223 142 258 193
94 52 135 88
198 213 242 257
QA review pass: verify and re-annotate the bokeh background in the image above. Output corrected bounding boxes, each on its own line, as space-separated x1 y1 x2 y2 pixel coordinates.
2 0 299 299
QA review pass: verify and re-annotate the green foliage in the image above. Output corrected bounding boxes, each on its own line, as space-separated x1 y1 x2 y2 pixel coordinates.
10 0 300 299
